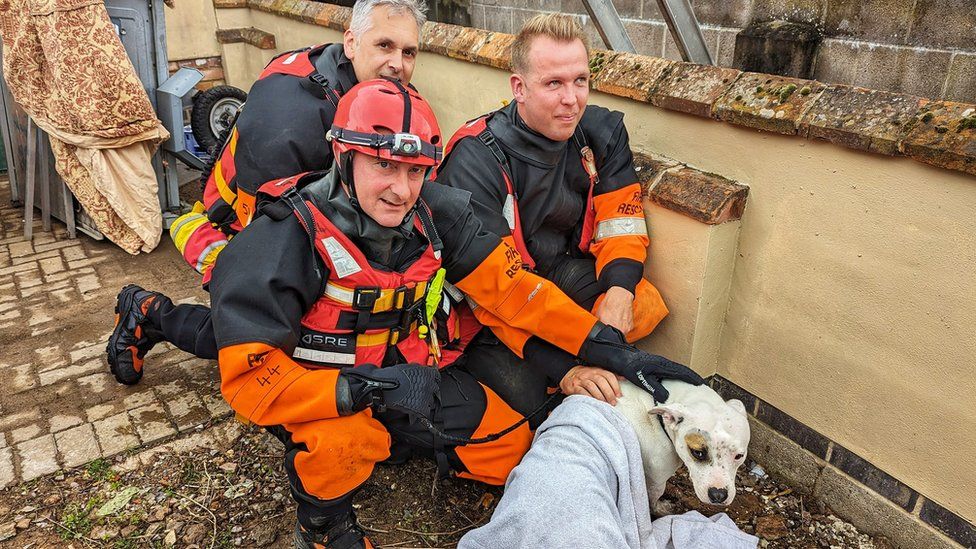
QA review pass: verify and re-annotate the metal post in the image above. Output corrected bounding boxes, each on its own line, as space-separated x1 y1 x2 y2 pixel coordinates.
579 0 636 53
39 129 51 232
24 119 35 239
654 0 713 64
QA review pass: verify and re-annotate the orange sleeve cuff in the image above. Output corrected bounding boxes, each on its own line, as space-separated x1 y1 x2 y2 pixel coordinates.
218 342 340 425
454 239 598 354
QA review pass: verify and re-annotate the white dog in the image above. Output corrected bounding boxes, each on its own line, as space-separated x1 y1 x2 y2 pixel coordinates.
614 379 751 515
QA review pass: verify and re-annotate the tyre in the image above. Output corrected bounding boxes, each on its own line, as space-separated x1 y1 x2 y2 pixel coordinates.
190 85 247 152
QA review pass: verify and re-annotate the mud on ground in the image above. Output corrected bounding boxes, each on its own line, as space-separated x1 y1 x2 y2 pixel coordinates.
0 419 893 549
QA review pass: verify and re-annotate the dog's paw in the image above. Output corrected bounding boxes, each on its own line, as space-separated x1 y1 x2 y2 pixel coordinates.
651 498 683 518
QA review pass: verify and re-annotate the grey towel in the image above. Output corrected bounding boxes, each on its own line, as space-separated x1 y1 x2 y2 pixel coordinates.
459 395 758 549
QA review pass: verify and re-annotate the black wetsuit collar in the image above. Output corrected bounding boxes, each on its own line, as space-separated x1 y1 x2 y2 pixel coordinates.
312 43 358 94
487 101 569 168
303 169 414 267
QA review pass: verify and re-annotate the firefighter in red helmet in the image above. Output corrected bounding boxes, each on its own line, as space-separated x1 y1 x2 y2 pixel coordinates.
207 79 703 548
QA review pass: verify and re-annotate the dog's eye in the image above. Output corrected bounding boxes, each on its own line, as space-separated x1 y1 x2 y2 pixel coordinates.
690 448 708 461
734 453 744 461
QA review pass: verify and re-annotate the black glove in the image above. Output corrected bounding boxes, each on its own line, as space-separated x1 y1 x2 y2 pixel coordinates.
578 323 705 402
336 363 440 419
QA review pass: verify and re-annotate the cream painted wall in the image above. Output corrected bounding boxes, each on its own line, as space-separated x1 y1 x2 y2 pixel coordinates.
217 12 976 523
163 2 221 61
606 98 976 521
219 11 344 91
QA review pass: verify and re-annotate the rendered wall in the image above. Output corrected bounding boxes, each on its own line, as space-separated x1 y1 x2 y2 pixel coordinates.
162 2 222 61
207 6 976 532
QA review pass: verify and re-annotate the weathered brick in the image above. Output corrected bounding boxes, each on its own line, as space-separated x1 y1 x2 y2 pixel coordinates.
17 435 59 481
60 245 86 262
472 32 516 71
216 27 277 50
798 85 926 156
10 424 42 444
38 359 100 385
38 257 64 275
49 414 83 433
590 51 674 103
13 249 57 265
647 167 749 225
4 363 37 394
446 27 493 63
202 393 232 418
130 403 177 444
713 72 826 135
312 3 343 30
213 0 247 7
55 423 100 468
66 256 106 270
632 152 682 196
650 63 741 118
901 101 976 176
0 408 39 432
0 446 13 488
0 262 37 277
77 372 114 394
69 343 104 363
123 390 157 410
93 412 140 457
7 241 33 257
86 402 120 423
165 392 211 431
422 21 463 56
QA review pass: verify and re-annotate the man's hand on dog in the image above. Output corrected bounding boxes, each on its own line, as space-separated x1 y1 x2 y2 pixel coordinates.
579 322 705 402
560 365 622 405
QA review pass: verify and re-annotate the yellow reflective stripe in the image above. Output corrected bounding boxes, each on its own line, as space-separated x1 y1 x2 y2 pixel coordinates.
323 281 430 312
228 127 239 155
213 160 238 206
357 322 418 347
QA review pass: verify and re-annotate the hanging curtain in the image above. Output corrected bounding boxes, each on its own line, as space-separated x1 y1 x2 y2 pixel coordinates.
0 0 170 253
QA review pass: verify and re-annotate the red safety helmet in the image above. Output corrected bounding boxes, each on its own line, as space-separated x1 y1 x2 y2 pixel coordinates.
328 78 442 167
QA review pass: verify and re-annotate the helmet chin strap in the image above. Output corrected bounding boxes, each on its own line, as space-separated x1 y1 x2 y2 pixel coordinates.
338 151 360 209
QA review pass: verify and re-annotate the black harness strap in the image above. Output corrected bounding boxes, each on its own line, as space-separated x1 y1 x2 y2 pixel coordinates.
281 187 322 281
308 71 340 109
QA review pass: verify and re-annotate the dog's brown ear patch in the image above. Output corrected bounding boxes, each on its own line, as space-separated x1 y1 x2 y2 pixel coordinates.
685 433 707 451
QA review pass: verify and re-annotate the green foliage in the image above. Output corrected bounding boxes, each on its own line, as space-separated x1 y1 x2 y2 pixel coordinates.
57 503 93 540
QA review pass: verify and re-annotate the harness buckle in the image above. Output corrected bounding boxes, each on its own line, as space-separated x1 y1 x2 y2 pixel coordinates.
353 287 381 311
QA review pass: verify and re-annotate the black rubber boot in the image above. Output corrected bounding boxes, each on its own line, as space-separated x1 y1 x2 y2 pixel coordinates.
105 285 163 385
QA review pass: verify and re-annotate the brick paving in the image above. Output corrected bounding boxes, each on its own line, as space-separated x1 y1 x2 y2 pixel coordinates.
0 177 231 488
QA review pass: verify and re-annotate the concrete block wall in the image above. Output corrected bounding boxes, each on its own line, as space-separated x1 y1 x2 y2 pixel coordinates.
465 0 976 102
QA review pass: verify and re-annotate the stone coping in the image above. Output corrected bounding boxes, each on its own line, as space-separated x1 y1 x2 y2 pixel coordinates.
217 0 751 225
216 27 277 50
227 0 976 179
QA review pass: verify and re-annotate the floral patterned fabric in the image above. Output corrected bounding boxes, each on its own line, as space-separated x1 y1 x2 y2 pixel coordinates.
0 0 170 253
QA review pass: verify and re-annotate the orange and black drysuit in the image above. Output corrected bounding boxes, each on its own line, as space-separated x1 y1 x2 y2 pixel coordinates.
209 169 604 530
147 43 356 361
432 102 669 411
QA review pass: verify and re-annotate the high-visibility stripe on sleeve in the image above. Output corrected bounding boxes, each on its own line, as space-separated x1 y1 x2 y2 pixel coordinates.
593 217 647 241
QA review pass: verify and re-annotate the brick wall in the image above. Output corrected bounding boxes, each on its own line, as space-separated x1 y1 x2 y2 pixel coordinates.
166 56 226 90
464 0 976 102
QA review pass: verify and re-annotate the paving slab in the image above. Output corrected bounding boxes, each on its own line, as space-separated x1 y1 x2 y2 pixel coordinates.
0 177 221 486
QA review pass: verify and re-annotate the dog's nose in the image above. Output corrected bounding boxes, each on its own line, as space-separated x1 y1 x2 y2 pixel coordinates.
707 487 728 504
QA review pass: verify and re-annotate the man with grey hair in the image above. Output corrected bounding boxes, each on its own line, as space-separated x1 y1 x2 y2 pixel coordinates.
106 0 428 386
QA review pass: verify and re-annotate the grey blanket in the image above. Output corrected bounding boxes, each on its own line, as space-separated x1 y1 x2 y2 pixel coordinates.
459 396 758 549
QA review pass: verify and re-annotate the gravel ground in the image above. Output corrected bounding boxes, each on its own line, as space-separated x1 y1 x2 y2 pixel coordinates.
0 417 894 549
